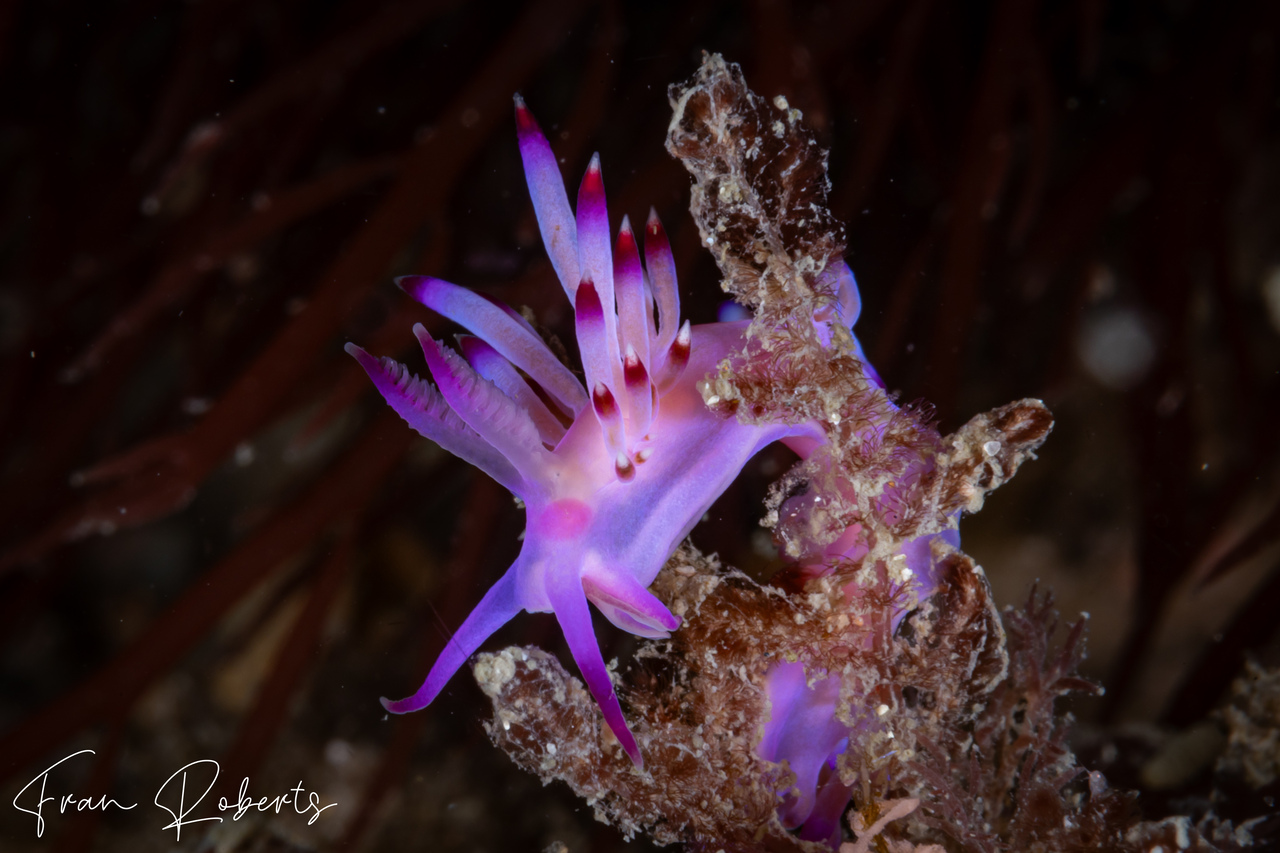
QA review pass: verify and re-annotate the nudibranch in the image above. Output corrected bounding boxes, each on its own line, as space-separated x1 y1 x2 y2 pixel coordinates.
347 96 831 765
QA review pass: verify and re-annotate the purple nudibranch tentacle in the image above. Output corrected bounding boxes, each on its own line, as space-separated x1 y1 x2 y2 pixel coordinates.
547 565 644 767
380 567 523 715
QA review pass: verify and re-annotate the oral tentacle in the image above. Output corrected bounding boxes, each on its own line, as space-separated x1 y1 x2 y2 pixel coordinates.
514 94 579 298
381 567 523 715
400 275 587 414
582 570 681 638
546 570 643 766
345 343 527 496
484 292 550 340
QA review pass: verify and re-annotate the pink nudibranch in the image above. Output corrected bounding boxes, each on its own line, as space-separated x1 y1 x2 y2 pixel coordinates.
346 95 854 766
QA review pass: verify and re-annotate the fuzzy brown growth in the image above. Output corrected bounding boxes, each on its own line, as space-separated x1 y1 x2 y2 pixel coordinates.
667 53 846 325
923 398 1055 524
476 542 1070 851
898 589 1145 853
669 56 1054 576
767 398 1053 594
668 55 914 566
477 545 1205 851
1218 660 1280 789
668 53 868 433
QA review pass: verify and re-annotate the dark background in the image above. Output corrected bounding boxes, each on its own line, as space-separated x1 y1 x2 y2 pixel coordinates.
1 1 1278 850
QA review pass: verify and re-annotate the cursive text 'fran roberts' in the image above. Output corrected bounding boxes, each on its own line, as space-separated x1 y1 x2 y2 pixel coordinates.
11 750 337 842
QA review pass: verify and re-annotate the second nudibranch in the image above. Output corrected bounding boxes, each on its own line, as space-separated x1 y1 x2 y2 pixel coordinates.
348 96 841 765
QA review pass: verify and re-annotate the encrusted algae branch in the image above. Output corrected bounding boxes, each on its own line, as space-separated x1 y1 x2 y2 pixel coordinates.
666 53 875 456
665 54 850 365
666 55 1052 571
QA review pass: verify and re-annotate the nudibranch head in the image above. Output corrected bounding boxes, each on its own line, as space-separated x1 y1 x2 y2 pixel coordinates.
347 96 825 765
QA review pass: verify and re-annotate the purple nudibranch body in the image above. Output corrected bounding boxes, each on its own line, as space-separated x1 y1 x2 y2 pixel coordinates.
346 96 840 765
